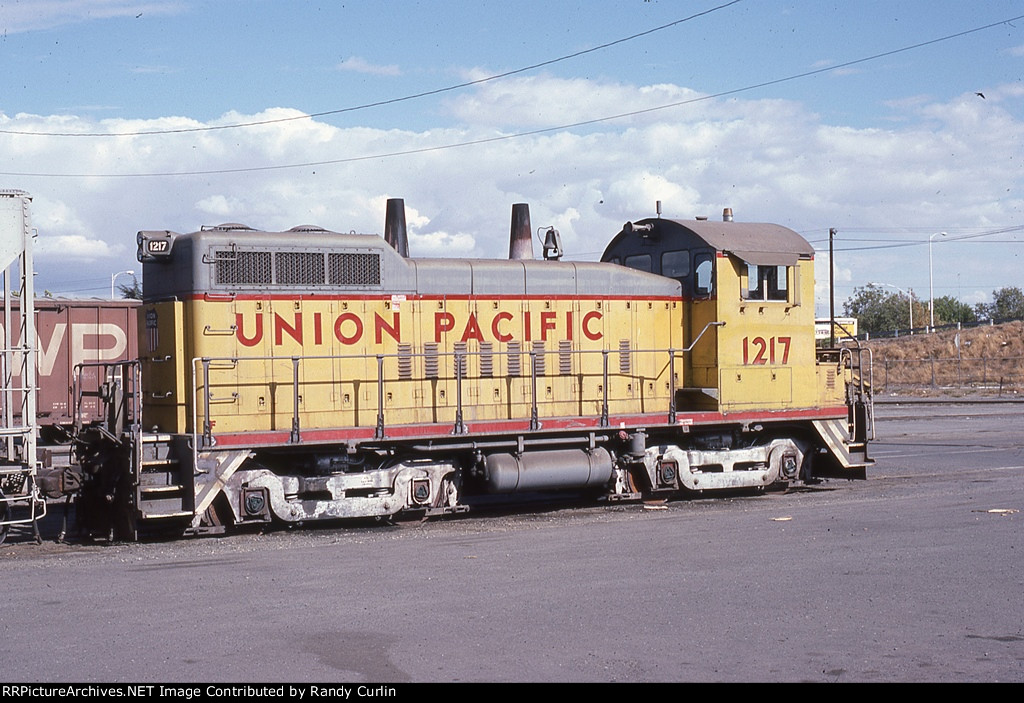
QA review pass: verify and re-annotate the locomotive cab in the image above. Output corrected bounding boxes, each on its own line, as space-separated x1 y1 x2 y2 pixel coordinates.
601 212 839 414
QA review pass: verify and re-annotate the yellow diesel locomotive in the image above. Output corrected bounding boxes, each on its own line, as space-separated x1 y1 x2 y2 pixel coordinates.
72 200 872 539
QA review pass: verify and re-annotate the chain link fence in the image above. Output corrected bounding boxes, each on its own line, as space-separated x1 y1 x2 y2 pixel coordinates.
875 355 1024 393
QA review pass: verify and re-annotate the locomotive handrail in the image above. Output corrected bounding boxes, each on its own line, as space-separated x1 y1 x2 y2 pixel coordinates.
680 321 726 353
663 321 726 424
189 326 727 453
203 324 238 336
72 360 142 433
203 292 236 302
839 345 875 442
71 359 143 537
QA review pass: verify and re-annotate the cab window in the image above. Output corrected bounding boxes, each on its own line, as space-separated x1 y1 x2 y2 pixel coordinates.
623 253 652 272
745 264 789 301
694 253 714 296
661 250 689 278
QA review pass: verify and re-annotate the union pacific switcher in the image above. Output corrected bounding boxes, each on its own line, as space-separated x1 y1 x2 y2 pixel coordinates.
71 200 872 539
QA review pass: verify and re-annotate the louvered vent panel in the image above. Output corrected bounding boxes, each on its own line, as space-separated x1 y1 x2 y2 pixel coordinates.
397 343 413 380
532 341 546 375
453 342 468 377
424 343 439 379
507 341 521 377
479 342 494 377
619 339 632 375
559 340 573 375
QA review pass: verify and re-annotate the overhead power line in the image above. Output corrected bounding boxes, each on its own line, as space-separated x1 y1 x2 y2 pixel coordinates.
0 0 744 138
809 225 1024 252
3 11 1023 179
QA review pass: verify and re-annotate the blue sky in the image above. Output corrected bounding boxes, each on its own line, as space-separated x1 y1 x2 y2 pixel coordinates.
2 0 1023 315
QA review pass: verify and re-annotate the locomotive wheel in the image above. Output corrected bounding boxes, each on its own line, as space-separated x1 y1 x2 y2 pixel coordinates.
626 465 648 494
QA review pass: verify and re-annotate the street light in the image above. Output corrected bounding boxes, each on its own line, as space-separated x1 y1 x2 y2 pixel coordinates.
111 269 135 298
929 231 946 332
877 282 914 335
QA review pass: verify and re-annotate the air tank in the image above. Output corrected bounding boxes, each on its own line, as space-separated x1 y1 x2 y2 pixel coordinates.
483 448 614 493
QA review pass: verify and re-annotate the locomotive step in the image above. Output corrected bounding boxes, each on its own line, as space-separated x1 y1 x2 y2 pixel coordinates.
138 469 183 486
139 510 192 520
138 496 191 518
139 484 184 495
141 457 180 468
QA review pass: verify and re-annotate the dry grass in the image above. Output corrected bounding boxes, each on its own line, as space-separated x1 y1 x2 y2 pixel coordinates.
862 321 1023 395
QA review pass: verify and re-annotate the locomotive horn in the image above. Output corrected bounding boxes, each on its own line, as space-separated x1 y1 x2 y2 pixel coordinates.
384 198 409 257
508 203 534 260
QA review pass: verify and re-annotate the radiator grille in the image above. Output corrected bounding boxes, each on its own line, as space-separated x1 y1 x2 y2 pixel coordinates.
276 252 324 285
216 251 272 285
214 249 380 287
329 252 381 286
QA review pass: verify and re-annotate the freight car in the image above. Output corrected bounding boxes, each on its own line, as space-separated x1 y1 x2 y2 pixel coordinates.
0 298 140 543
69 200 872 540
1 298 140 442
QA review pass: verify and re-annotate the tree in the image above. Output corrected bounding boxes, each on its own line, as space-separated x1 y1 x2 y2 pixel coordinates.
117 276 142 300
932 295 977 325
843 283 923 335
975 286 1024 322
990 286 1024 321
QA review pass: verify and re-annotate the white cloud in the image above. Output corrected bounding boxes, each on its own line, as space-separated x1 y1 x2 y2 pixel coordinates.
1 74 1022 303
195 194 242 218
36 233 116 260
445 74 709 129
336 57 401 77
409 230 477 257
0 0 183 33
130 65 177 75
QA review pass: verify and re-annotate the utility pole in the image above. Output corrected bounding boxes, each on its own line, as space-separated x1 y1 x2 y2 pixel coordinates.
829 228 836 347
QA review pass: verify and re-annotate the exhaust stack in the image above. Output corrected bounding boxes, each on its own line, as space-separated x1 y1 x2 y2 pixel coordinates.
384 198 409 257
508 203 534 260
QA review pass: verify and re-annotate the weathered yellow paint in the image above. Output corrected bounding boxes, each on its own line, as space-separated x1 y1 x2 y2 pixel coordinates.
714 255 822 411
139 300 187 431
146 294 684 436
140 249 853 439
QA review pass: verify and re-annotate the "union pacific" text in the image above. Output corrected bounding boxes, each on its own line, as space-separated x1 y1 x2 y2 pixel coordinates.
234 310 604 347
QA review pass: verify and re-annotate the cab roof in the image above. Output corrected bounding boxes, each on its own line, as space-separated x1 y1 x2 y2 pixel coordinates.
605 218 814 266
